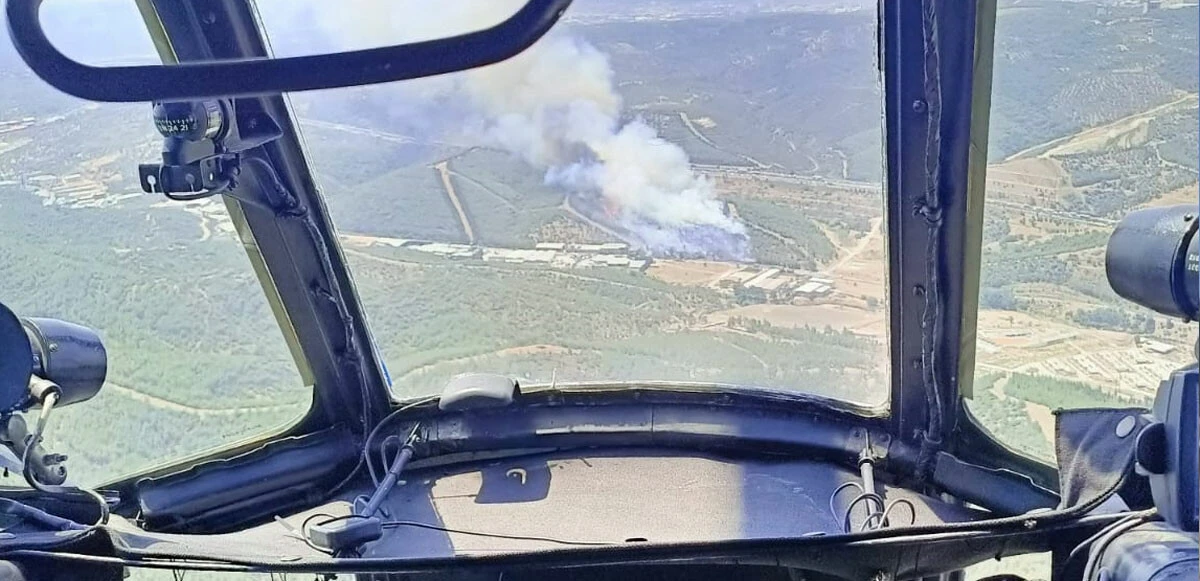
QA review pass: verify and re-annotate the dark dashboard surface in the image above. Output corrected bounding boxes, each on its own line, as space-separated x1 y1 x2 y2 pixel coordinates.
110 449 986 562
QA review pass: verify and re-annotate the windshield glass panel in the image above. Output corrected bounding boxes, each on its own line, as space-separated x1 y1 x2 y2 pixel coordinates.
970 1 1198 460
256 0 891 407
0 2 310 485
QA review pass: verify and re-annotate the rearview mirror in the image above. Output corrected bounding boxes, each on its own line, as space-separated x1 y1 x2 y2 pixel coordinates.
5 0 573 103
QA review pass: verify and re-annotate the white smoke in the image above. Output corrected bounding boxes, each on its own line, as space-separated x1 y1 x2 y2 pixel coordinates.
265 0 747 256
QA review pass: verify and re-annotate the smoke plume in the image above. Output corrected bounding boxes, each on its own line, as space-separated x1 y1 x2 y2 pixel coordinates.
273 0 749 259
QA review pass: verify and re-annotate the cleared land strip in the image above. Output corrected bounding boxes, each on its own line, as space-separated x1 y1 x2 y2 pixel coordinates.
105 382 304 417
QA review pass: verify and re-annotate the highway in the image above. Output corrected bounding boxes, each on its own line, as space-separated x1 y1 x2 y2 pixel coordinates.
692 163 882 192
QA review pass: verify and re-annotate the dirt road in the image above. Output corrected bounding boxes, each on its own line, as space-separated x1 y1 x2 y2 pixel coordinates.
435 161 475 244
106 382 304 417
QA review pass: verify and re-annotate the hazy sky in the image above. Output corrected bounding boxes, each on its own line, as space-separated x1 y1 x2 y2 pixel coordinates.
15 0 879 65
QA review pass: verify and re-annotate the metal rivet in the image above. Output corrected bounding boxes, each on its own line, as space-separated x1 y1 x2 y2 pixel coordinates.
1185 213 1195 222
1116 415 1137 438
912 100 927 113
911 358 922 370
47 343 57 352
913 284 925 296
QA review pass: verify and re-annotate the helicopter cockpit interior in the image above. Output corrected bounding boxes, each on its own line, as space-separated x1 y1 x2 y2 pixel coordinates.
0 0 1194 580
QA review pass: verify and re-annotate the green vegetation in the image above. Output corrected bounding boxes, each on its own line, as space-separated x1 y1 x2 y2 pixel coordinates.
967 375 1054 461
982 212 1011 245
970 369 1155 463
343 243 885 404
1071 306 1156 334
986 232 1109 263
331 165 467 242
1150 107 1200 171
979 287 1025 311
988 1 1197 159
585 11 884 181
980 233 1111 305
644 112 749 167
730 197 837 269
447 150 569 247
379 317 883 405
350 256 721 378
0 101 309 485
0 188 307 485
301 126 447 190
1004 372 1147 410
1058 145 1198 216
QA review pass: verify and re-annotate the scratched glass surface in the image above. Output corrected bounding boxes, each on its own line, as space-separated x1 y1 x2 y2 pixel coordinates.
969 1 1198 461
256 0 893 406
0 0 309 485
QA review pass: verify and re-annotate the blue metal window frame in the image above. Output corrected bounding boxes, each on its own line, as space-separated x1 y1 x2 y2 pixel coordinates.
882 0 978 452
881 0 1055 490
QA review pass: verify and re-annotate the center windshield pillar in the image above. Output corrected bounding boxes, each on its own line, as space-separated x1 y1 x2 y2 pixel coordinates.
880 0 985 466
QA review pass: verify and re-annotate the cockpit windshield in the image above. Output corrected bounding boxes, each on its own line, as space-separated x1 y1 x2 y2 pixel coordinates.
5 0 1194 489
0 1 311 485
969 0 1197 461
1 0 894 485
254 0 893 406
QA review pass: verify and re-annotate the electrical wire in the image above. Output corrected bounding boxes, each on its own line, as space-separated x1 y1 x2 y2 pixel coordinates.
294 511 614 556
860 499 917 532
1060 510 1156 580
840 492 885 532
163 188 224 202
4 550 259 572
378 520 613 547
880 499 917 528
829 475 917 534
0 497 87 532
324 395 436 499
10 510 1145 575
372 435 402 488
239 152 385 505
19 393 110 526
1063 509 1156 566
295 512 346 555
828 481 864 520
360 396 438 488
1082 515 1151 581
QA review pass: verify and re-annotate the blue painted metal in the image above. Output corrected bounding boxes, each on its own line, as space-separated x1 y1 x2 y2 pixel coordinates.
0 302 32 412
21 317 106 408
881 0 980 467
